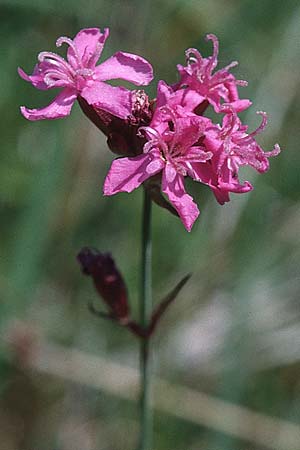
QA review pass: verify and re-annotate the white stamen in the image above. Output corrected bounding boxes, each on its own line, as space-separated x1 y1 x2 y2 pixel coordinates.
241 111 268 142
76 68 94 77
236 79 248 86
56 36 81 66
185 48 203 65
223 60 239 71
205 34 219 73
38 51 76 77
44 70 74 87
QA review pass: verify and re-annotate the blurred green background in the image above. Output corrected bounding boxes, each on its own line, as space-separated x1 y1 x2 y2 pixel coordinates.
1 0 300 449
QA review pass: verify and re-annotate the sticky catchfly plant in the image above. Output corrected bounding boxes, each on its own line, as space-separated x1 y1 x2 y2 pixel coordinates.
19 28 282 450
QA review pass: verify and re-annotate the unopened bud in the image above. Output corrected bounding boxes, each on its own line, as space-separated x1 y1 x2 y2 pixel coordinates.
77 248 129 320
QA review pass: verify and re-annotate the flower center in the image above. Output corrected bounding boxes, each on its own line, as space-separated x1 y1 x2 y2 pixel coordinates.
38 37 96 91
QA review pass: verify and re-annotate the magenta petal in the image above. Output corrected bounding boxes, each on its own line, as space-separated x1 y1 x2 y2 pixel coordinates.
20 88 77 121
95 51 153 85
212 180 252 204
104 150 164 196
212 187 231 204
231 99 252 112
162 164 199 232
81 81 133 118
68 28 109 68
191 162 217 185
156 80 173 108
155 81 205 112
18 65 49 90
171 88 205 111
172 117 205 149
224 79 245 102
204 134 222 153
220 99 252 113
219 179 253 194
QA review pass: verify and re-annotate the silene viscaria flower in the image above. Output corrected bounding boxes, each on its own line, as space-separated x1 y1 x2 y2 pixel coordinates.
175 34 251 113
19 28 153 120
197 109 281 204
104 105 213 232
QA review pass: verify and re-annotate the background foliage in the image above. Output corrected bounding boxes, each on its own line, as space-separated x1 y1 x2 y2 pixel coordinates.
1 0 300 449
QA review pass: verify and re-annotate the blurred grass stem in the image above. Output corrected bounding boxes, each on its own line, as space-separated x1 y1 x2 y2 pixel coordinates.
138 188 153 450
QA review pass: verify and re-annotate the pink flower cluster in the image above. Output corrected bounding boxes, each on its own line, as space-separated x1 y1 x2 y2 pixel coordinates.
19 28 280 231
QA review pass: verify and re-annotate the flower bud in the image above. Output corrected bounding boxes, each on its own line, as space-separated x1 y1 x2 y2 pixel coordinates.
77 247 129 321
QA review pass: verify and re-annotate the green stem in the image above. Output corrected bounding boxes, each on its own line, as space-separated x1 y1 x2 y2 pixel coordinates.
138 188 153 450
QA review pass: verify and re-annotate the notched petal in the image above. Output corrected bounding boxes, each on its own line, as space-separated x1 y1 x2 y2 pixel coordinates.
162 167 200 231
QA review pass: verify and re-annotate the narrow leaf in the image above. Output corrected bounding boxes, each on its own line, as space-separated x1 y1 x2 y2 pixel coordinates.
148 274 191 336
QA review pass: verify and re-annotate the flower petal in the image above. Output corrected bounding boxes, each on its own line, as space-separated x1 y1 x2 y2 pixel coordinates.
155 80 173 108
203 133 222 154
191 161 252 204
68 28 109 68
95 51 153 85
18 65 49 90
162 164 199 232
20 88 76 121
219 99 252 113
213 179 252 204
104 150 164 195
152 81 205 127
191 161 217 184
171 88 205 112
211 187 230 204
81 81 133 118
172 116 205 149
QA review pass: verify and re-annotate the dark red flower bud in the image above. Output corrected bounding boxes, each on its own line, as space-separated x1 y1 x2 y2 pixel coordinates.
77 248 129 321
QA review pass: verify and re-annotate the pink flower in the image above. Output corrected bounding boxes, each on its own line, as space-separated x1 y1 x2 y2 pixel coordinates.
19 28 153 121
176 34 251 113
194 110 281 203
104 110 212 231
